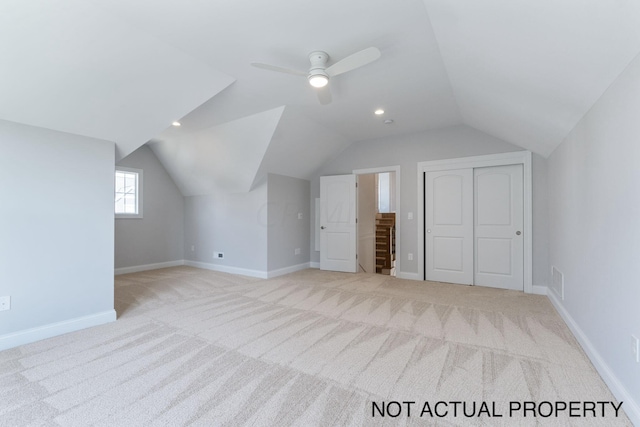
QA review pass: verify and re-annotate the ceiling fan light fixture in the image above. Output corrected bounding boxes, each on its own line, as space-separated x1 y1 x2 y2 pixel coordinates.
308 73 329 88
251 47 380 104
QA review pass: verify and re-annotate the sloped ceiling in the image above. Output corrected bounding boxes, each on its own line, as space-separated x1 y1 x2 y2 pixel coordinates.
422 0 640 157
252 108 353 189
149 106 284 196
0 0 235 161
3 1 640 193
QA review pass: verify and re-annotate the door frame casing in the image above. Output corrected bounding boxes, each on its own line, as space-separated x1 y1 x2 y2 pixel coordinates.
353 165 401 275
417 151 533 293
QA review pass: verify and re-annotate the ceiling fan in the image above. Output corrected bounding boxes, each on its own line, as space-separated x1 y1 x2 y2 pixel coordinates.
251 47 381 105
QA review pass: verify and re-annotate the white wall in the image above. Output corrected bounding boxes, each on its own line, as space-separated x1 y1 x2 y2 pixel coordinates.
183 182 268 275
0 120 115 349
532 154 549 293
267 174 310 272
183 174 311 277
311 125 549 287
547 53 640 424
115 145 184 270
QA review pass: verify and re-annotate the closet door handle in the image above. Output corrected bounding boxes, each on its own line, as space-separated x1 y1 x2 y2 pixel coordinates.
516 231 521 235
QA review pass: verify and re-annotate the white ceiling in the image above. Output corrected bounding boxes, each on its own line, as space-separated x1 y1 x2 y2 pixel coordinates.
149 107 284 196
2 0 639 192
0 0 235 161
423 0 640 157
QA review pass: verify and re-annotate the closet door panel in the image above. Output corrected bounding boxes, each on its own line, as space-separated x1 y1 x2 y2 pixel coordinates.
474 165 524 290
425 169 473 284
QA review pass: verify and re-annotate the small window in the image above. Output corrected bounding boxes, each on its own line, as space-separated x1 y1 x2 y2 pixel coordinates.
377 172 391 213
115 167 143 218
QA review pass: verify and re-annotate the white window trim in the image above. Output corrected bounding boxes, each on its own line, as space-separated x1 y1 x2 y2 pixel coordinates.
115 166 144 219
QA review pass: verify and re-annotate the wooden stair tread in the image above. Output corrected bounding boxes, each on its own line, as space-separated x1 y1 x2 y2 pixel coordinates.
374 212 395 271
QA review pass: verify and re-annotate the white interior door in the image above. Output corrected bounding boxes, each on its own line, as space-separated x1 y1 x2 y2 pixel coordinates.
320 174 357 273
425 169 473 284
474 165 524 290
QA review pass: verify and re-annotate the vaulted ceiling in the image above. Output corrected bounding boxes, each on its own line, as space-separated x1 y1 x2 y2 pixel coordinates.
2 0 639 194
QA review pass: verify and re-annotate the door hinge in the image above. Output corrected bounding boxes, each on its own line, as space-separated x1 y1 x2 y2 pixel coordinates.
356 218 358 223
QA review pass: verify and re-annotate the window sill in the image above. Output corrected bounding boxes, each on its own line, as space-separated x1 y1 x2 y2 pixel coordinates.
116 214 144 219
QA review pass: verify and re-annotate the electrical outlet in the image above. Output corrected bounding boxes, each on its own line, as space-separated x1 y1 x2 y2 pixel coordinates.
298 212 303 220
0 296 10 312
294 248 301 255
191 245 195 252
408 253 413 261
632 335 639 363
408 212 413 220
213 252 224 259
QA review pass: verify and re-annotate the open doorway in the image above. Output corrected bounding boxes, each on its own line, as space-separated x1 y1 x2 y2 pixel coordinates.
357 171 396 276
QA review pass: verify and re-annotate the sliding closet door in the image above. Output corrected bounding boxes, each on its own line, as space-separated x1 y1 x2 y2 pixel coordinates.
474 165 524 290
425 169 473 285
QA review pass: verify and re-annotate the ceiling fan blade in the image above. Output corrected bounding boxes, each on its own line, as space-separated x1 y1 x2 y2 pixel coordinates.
325 47 381 77
251 62 307 77
317 86 332 105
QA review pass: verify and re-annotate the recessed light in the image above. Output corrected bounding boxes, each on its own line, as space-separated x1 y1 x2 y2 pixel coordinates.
384 119 394 124
172 121 181 127
374 109 385 115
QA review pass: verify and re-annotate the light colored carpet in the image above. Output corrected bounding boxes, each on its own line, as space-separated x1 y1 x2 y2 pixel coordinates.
0 267 631 426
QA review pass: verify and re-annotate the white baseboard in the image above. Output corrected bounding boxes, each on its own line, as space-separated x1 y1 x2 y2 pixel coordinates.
531 285 547 295
309 262 320 269
267 263 311 278
0 310 117 351
115 260 185 275
184 260 320 279
392 273 549 294
184 260 268 279
397 272 420 280
184 260 315 279
547 292 640 426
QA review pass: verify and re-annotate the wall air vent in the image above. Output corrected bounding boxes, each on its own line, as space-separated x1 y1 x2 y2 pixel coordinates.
552 266 564 300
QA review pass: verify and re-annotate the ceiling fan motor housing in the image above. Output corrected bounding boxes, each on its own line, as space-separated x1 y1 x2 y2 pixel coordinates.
307 51 330 87
308 51 329 67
